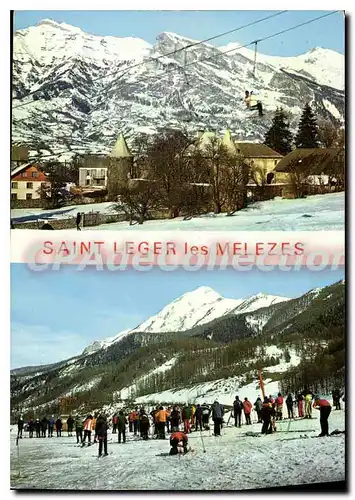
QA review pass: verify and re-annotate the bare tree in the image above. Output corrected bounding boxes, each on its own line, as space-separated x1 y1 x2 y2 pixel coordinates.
201 138 247 214
148 129 191 218
113 179 160 225
318 119 344 148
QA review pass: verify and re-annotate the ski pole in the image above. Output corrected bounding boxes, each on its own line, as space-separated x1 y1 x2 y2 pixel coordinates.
16 436 21 478
287 418 292 433
199 429 206 453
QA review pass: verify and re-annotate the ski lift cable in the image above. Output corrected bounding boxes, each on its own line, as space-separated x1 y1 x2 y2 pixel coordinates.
12 11 288 110
156 10 340 86
129 10 341 89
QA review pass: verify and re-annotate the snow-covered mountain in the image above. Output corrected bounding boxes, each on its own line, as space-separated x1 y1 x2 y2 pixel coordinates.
10 280 344 419
12 20 345 159
82 286 290 354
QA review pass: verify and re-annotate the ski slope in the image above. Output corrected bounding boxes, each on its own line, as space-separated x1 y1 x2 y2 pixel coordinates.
10 410 345 491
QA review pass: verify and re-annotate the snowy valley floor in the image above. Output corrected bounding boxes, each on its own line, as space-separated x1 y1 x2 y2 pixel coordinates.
11 410 345 491
11 192 344 231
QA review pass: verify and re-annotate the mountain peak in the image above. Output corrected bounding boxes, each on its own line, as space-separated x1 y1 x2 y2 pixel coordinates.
36 18 83 33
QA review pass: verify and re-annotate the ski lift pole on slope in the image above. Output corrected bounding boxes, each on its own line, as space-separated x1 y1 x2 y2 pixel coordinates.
258 370 265 400
16 435 21 479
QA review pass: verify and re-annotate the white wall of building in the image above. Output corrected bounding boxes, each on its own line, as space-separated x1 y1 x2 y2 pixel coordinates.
11 180 46 200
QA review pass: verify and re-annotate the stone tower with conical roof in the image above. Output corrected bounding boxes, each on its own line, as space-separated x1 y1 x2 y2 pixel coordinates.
221 129 237 156
107 133 133 199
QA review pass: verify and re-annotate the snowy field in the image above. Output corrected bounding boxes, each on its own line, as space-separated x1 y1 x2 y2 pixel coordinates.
11 201 117 223
95 192 344 232
10 410 345 491
11 192 344 230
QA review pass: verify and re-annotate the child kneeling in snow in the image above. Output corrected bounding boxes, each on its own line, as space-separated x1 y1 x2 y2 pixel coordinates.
169 431 188 455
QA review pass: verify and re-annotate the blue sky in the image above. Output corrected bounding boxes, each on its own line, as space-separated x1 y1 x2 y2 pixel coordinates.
11 263 344 368
13 11 344 56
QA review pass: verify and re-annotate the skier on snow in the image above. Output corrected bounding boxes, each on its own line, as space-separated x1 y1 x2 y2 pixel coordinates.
304 391 313 419
41 416 48 437
195 404 203 432
117 410 128 443
67 415 74 437
75 415 83 444
55 417 62 437
48 416 55 438
170 406 181 433
297 394 305 418
17 416 24 438
243 397 253 425
92 415 98 444
275 393 284 421
82 415 93 446
261 397 273 434
182 404 192 434
201 403 211 430
254 397 263 423
112 414 118 434
34 419 41 438
233 396 243 428
169 431 189 456
95 414 109 457
155 406 169 439
28 418 34 438
139 411 150 440
286 394 294 419
313 396 332 437
211 400 224 436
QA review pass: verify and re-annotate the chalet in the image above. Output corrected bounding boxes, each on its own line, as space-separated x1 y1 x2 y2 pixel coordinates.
274 148 345 185
78 134 133 198
234 142 283 185
78 155 108 188
11 163 49 201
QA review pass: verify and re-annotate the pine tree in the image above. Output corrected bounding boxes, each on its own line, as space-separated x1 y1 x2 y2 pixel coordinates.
294 103 319 148
264 107 293 155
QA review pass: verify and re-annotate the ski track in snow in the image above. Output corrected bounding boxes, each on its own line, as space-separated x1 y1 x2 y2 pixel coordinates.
10 410 345 490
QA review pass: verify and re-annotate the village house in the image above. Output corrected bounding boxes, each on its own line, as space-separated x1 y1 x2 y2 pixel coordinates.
78 155 108 188
234 142 283 185
11 163 49 201
274 147 345 186
78 133 133 198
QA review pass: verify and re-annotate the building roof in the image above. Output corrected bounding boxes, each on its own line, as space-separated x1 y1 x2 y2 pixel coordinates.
11 162 37 178
275 148 344 175
198 131 218 150
234 142 283 158
110 133 132 158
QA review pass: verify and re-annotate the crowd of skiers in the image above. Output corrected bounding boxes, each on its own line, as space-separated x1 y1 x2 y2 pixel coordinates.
236 391 340 437
16 389 343 455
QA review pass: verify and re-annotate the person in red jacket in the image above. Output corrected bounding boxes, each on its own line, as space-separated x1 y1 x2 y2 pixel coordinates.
275 393 284 421
112 414 118 434
131 410 139 435
243 398 253 425
169 431 188 455
128 412 134 433
313 396 331 437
